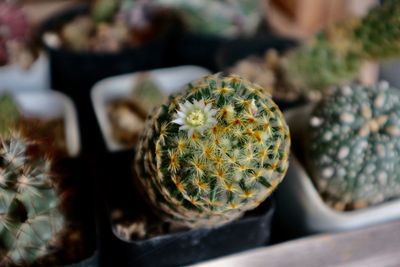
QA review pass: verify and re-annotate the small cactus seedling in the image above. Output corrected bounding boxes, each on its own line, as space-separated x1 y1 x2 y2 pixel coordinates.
135 73 290 228
307 82 400 211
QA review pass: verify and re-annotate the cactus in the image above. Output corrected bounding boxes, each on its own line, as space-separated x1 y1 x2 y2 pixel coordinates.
0 132 65 266
91 0 119 23
0 1 30 66
283 0 400 97
0 96 65 266
151 0 262 37
131 73 166 113
135 73 290 228
307 82 400 211
0 94 20 136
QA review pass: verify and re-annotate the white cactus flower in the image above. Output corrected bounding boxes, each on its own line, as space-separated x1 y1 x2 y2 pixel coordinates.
172 99 218 137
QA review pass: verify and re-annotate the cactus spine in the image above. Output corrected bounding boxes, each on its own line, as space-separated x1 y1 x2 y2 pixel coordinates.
0 96 65 266
135 73 290 228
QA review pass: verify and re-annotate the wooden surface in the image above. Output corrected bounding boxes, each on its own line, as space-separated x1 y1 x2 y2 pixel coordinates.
194 220 400 267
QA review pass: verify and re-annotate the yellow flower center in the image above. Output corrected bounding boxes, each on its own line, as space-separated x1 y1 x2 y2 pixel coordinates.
187 109 205 126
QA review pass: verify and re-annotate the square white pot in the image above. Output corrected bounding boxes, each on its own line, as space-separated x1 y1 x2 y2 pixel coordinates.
0 54 50 92
276 105 400 235
91 65 211 152
14 90 81 157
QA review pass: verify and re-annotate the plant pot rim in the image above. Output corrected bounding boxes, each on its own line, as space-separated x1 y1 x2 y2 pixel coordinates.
91 65 211 152
110 197 275 245
0 54 50 92
60 250 98 267
13 90 81 157
282 105 400 233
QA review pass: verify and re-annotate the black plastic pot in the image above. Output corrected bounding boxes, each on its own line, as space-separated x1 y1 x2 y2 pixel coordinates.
39 4 177 153
96 151 275 267
62 252 98 267
52 157 99 267
41 4 172 96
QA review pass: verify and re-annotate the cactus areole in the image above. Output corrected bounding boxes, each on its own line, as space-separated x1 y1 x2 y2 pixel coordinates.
308 82 400 211
135 73 290 228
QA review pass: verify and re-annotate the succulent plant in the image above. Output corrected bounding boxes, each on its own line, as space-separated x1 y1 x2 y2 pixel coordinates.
135 73 290 228
279 0 400 98
0 95 65 266
0 1 30 66
151 0 262 37
0 94 20 136
91 0 119 23
307 82 400 211
131 73 166 113
0 131 65 266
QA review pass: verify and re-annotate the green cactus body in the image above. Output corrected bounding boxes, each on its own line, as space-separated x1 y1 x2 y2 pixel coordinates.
0 94 20 136
152 0 262 37
286 0 400 94
354 0 400 59
135 73 290 228
91 0 119 23
0 132 64 266
307 82 400 210
286 22 361 92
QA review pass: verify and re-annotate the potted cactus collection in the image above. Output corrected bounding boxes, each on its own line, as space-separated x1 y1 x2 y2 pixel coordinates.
0 1 49 92
4 0 400 266
0 93 98 266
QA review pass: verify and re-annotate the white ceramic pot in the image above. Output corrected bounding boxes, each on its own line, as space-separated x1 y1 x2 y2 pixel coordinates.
0 54 50 92
14 90 81 157
91 65 211 152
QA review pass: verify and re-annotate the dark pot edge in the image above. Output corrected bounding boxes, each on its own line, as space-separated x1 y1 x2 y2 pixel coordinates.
60 250 99 267
109 197 275 246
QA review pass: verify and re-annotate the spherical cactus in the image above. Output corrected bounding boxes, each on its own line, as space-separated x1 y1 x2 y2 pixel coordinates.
135 73 290 228
307 82 400 211
0 131 65 266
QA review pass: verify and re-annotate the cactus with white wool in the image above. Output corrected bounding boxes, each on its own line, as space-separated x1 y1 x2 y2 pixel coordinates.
307 82 400 210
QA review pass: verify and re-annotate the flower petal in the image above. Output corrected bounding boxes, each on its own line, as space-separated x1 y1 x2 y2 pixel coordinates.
172 118 185 125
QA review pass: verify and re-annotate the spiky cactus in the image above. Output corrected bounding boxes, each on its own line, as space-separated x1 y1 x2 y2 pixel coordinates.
280 0 400 97
135 73 290 228
0 132 65 266
307 82 400 211
0 96 65 266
